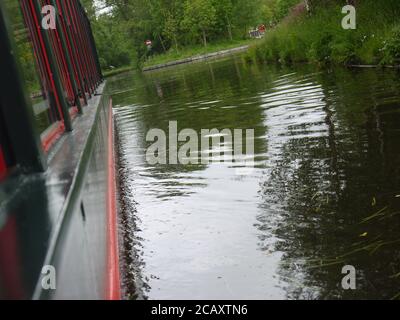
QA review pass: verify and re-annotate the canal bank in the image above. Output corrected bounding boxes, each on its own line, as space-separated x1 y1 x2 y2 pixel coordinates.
143 45 250 72
247 1 400 67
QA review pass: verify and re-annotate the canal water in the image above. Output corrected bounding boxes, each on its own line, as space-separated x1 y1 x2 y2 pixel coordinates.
108 55 400 300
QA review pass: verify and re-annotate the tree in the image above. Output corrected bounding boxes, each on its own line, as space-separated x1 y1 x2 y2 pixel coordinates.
182 0 217 47
93 14 135 68
164 12 180 52
271 0 299 20
80 0 96 19
156 0 184 53
85 0 277 67
104 0 155 63
232 0 261 37
212 0 234 41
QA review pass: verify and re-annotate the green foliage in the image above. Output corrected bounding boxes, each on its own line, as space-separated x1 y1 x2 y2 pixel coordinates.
91 0 265 67
90 0 400 68
211 0 234 40
181 0 217 46
232 0 262 36
163 11 181 52
274 0 301 20
92 14 136 69
16 42 41 93
380 26 400 65
143 38 255 68
248 0 400 66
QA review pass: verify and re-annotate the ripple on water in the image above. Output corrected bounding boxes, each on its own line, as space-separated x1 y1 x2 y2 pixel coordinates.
112 58 400 300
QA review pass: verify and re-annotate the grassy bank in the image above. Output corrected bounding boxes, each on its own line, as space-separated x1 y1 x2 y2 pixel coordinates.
143 39 257 68
247 0 400 66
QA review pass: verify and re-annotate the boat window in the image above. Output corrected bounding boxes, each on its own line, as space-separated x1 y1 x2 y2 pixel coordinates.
3 0 65 150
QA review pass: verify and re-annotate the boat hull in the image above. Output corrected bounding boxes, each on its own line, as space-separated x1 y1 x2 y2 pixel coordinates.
0 83 121 300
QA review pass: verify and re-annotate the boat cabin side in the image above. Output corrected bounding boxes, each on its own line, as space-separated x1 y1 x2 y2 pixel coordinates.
0 0 120 300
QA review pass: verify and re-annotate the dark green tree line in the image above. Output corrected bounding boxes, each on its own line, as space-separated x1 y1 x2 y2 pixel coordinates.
86 0 373 69
85 0 270 67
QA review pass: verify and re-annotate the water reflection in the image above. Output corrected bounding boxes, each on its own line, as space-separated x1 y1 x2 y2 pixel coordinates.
260 67 400 299
109 56 400 300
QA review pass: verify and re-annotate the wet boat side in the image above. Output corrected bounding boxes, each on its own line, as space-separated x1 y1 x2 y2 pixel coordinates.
0 83 121 300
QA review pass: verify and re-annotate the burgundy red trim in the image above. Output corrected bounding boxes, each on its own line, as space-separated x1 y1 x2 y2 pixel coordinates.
18 0 103 154
24 1 65 122
0 148 7 181
41 122 65 154
106 99 121 300
0 217 25 300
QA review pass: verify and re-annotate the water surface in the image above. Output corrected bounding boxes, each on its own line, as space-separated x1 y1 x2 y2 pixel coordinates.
109 56 400 300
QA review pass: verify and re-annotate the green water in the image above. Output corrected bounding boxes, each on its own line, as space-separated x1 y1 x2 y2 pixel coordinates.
108 55 400 300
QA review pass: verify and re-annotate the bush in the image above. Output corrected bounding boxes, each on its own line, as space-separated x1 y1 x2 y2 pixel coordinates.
309 32 333 63
275 0 301 20
380 26 400 65
247 0 400 67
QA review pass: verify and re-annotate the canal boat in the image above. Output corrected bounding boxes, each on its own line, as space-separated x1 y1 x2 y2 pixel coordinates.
0 0 120 300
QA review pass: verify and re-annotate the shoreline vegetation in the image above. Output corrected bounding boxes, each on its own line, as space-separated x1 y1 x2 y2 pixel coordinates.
83 0 269 75
103 42 253 77
92 0 400 76
103 40 256 76
245 0 400 67
142 39 255 69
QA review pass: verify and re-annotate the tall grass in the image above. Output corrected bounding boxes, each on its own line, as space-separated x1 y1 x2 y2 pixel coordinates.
248 0 400 66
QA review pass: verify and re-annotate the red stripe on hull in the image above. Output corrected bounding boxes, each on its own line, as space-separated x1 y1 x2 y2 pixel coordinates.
0 148 6 181
106 99 121 300
41 122 65 153
0 217 25 299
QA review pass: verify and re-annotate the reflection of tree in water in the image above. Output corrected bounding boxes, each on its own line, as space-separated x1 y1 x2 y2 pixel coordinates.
123 56 271 168
112 60 400 299
113 56 273 298
258 68 400 299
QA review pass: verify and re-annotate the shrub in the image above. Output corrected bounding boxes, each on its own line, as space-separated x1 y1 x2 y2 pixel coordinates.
246 0 400 67
380 26 400 65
